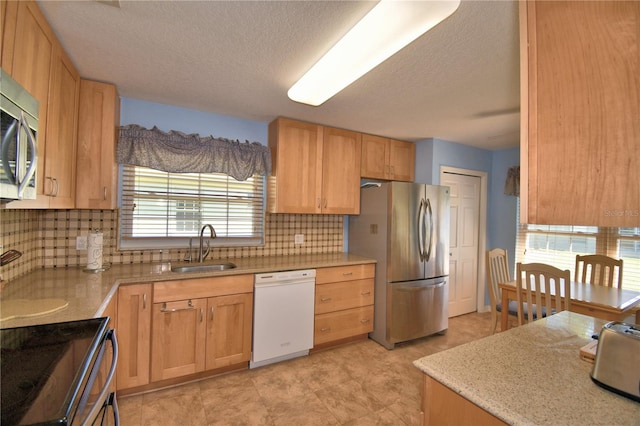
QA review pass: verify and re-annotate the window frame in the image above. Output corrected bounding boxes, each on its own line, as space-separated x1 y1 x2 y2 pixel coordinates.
515 200 640 292
118 165 266 251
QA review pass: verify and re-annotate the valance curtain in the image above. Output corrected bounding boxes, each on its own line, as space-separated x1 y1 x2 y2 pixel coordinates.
116 124 271 181
504 166 520 196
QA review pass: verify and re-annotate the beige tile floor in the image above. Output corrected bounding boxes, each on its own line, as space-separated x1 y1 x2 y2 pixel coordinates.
117 311 495 426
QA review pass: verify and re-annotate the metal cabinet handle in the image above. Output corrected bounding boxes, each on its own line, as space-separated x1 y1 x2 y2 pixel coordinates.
210 306 214 321
320 297 332 302
361 291 371 296
103 186 107 201
317 198 321 208
45 177 54 196
324 198 328 208
320 327 331 332
342 272 353 276
52 178 59 197
143 293 147 310
160 300 194 312
200 308 203 322
360 319 371 324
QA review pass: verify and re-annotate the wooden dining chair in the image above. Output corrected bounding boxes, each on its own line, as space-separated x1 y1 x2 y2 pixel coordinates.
486 248 518 334
574 254 623 288
515 262 571 325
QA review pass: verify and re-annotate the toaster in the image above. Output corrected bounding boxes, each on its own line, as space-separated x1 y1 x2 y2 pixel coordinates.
590 321 640 402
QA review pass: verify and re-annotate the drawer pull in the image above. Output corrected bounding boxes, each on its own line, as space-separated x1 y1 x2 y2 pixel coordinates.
161 300 194 312
360 319 371 324
342 272 353 276
361 291 371 296
320 297 332 302
320 327 331 332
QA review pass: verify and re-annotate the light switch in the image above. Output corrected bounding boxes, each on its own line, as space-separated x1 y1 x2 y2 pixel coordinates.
76 236 88 250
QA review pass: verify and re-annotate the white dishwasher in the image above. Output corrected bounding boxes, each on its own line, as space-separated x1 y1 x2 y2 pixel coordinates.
250 269 316 369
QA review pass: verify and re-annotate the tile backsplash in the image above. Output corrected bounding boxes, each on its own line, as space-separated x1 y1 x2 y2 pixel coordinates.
0 209 344 283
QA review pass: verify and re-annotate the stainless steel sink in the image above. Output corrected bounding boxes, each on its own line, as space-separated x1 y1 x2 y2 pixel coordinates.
171 262 236 273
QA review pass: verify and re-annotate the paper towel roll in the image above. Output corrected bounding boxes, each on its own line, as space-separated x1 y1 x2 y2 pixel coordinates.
87 230 103 270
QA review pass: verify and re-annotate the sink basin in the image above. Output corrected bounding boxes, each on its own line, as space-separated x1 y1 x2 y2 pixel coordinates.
171 262 237 273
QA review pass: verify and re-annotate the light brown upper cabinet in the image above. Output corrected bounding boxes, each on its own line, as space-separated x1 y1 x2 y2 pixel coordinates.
361 134 415 182
3 1 79 209
268 117 361 214
43 47 79 208
520 1 640 226
76 79 120 209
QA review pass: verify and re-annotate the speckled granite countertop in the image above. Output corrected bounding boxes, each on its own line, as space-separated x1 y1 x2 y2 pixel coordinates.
413 311 640 425
0 253 375 329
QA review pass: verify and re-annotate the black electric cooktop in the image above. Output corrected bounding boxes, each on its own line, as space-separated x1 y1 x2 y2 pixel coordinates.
0 318 109 425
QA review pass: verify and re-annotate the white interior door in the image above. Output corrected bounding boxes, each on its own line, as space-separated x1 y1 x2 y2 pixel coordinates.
442 172 480 317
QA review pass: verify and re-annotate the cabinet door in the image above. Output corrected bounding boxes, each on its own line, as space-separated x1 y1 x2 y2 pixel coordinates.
322 127 361 214
6 1 56 208
314 305 374 346
389 139 415 182
268 118 323 213
45 47 79 208
151 298 207 382
361 134 389 180
116 283 152 390
1 1 18 69
205 293 253 370
521 1 640 226
315 279 374 315
76 80 120 209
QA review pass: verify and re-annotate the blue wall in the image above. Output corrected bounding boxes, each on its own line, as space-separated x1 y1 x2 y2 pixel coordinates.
488 147 520 276
120 97 268 145
416 138 494 185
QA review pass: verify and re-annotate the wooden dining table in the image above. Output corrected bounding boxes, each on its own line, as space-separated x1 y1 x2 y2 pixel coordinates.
499 280 640 330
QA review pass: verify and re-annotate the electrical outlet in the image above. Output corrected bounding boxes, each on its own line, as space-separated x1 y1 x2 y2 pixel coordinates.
76 236 88 250
294 234 304 245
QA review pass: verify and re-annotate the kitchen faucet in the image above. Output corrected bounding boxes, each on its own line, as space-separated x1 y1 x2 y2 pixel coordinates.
198 224 216 263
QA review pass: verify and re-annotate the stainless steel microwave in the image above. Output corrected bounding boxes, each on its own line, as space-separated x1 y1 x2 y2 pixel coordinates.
1 67 38 203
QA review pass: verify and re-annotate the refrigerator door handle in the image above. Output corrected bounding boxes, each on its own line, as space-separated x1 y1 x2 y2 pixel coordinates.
417 198 425 262
425 198 433 261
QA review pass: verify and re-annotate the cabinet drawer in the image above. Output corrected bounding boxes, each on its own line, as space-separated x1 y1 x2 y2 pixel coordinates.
316 264 375 284
315 279 374 314
154 274 253 303
314 306 374 345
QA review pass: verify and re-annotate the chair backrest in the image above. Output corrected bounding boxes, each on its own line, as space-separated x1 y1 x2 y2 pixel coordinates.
486 248 510 311
516 262 571 325
575 254 623 288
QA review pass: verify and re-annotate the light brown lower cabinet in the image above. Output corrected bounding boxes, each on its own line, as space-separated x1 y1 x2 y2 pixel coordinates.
150 293 253 381
150 275 254 383
205 293 253 370
314 264 375 347
116 283 152 391
151 298 208 381
422 375 506 426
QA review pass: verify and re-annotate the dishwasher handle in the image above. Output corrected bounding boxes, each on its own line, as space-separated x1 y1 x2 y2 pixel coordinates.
254 279 315 289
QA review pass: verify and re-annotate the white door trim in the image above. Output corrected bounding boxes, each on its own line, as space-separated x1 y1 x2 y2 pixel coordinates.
440 166 488 314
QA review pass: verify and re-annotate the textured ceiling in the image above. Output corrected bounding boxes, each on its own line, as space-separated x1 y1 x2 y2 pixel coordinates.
37 0 520 150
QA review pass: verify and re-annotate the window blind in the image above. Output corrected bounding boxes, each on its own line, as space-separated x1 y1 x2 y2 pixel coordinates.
514 199 640 292
120 165 265 249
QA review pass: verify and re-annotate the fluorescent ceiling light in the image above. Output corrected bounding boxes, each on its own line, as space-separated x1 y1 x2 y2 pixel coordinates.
288 0 461 107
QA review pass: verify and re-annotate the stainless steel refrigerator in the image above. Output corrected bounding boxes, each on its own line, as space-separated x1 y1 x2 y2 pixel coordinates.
349 181 450 349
